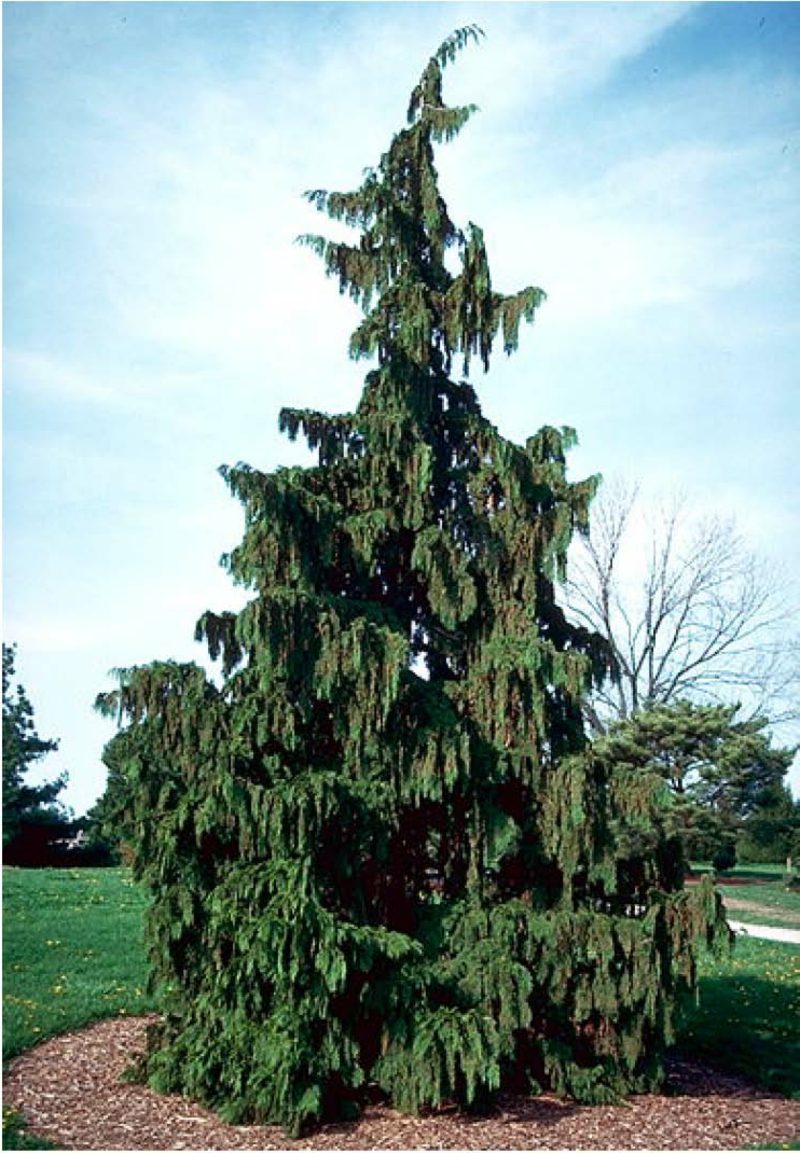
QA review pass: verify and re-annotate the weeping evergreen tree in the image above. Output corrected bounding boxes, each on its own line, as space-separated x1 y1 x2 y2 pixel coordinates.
98 28 728 1137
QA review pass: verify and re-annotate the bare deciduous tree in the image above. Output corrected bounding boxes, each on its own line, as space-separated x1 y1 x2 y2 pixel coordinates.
565 479 799 735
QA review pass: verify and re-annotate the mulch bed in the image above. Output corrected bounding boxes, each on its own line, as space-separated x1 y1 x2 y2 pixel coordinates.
4 1015 800 1150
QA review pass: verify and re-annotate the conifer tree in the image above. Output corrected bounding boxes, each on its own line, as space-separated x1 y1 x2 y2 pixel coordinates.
98 29 728 1136
3 643 66 848
594 700 795 861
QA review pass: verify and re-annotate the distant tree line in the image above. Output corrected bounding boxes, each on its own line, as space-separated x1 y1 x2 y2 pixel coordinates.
2 644 113 867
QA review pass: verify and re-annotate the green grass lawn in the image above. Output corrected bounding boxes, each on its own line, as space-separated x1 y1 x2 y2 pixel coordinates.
2 867 156 1061
690 863 800 929
700 863 789 877
2 864 798 1148
676 935 800 1098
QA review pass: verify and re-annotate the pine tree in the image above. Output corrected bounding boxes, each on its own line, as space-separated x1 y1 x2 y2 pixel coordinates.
593 700 795 861
97 29 728 1136
3 643 66 848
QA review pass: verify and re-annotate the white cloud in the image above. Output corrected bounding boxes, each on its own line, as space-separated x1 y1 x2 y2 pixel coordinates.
436 3 695 109
19 3 699 383
475 130 796 332
3 347 218 416
5 348 134 409
7 618 111 657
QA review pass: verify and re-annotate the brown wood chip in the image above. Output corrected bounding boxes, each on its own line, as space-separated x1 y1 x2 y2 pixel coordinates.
4 1015 800 1150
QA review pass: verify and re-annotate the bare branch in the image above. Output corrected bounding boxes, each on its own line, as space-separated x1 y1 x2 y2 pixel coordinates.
562 480 800 736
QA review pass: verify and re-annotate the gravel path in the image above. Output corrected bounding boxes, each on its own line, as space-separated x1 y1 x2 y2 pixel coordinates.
721 893 800 928
728 919 800 945
5 1015 800 1151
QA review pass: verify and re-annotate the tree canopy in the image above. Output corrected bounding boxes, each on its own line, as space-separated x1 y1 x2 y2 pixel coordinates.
593 700 795 861
566 481 798 732
3 643 68 853
98 29 728 1136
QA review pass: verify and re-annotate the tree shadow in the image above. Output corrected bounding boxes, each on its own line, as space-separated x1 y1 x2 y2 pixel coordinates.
675 971 800 1099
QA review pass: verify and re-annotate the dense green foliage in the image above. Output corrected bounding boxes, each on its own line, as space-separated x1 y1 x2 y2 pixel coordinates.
736 784 800 864
594 701 796 863
2 868 155 1060
81 738 133 864
3 869 795 1148
97 30 728 1135
3 644 69 859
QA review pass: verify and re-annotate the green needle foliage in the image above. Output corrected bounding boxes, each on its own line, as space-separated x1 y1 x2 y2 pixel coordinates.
97 29 729 1137
3 643 67 850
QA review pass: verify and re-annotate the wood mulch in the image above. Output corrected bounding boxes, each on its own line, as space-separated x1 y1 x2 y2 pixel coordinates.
4 1015 800 1150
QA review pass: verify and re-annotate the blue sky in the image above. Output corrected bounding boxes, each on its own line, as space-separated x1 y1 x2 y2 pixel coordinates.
4 2 800 814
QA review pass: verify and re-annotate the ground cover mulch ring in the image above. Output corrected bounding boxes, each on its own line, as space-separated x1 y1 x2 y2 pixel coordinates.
4 1015 800 1150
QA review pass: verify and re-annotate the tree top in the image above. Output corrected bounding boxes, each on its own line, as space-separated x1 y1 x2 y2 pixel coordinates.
298 25 545 379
